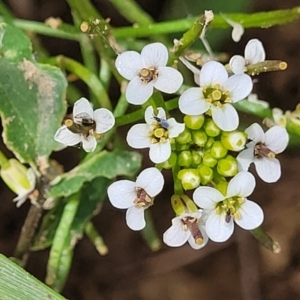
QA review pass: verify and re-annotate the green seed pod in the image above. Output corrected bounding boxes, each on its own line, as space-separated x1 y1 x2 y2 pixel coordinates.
184 114 205 130
221 130 247 151
178 168 201 190
192 130 207 147
217 154 238 177
177 150 193 167
211 141 228 159
203 119 221 137
175 128 192 144
198 165 213 185
202 152 218 168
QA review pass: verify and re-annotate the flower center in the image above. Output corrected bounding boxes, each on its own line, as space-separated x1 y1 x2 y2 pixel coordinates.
202 84 231 108
133 187 153 208
139 67 158 84
148 120 169 144
254 142 276 159
181 216 204 245
215 196 244 222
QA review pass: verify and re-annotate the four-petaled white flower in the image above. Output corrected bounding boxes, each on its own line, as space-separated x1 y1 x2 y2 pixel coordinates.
115 42 183 105
193 171 264 242
236 123 289 183
229 39 265 74
126 106 185 164
179 61 253 131
107 167 164 231
163 210 209 250
54 98 115 152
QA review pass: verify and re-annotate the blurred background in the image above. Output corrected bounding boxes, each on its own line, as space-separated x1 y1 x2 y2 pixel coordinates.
0 0 300 299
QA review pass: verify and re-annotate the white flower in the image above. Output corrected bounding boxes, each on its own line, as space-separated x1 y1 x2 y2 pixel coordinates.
229 39 265 74
115 42 183 105
193 171 264 242
236 123 289 183
0 159 36 207
179 61 252 131
163 210 209 250
107 167 164 231
126 106 185 164
221 14 244 42
54 98 115 152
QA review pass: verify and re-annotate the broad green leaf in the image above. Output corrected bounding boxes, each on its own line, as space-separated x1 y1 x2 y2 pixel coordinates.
0 59 67 164
0 23 33 62
48 150 142 198
0 253 66 300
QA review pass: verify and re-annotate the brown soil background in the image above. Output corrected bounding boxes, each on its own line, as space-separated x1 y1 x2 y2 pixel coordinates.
0 0 300 299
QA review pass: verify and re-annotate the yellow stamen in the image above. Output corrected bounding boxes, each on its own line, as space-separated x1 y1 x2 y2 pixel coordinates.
195 237 203 245
268 152 276 159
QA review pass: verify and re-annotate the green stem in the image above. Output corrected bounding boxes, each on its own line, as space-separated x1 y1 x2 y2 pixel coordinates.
172 165 183 195
251 227 281 253
141 210 161 251
47 55 112 109
113 7 300 38
84 221 108 255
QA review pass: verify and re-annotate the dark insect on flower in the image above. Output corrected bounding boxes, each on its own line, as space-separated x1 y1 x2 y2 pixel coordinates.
153 115 169 129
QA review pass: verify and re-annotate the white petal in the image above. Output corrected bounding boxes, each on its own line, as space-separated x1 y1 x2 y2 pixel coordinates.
229 55 246 74
135 167 164 197
82 135 97 152
73 98 94 120
163 217 190 247
126 124 151 149
13 194 28 207
254 157 281 183
157 107 167 119
236 148 254 171
231 22 244 42
223 74 252 102
154 67 183 93
205 212 234 242
187 224 209 250
54 126 81 146
141 42 168 68
149 141 171 164
193 186 224 209
115 51 142 80
235 199 264 230
144 105 156 125
167 118 185 138
211 103 239 131
245 123 265 143
178 88 210 115
200 61 228 87
265 126 289 154
126 76 154 105
126 206 146 231
107 180 136 209
227 171 256 198
245 39 265 64
93 108 115 133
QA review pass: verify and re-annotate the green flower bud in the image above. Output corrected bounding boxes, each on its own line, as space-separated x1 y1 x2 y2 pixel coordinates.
184 114 205 130
215 181 228 196
202 152 217 168
203 119 221 137
178 168 200 190
157 152 177 169
205 136 215 149
217 154 238 177
191 151 202 165
171 195 186 215
175 143 190 151
221 131 247 151
192 130 207 147
211 141 228 159
198 165 213 185
175 128 192 144
177 151 192 167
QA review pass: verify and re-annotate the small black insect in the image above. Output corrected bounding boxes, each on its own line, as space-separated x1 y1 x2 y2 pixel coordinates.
153 116 169 129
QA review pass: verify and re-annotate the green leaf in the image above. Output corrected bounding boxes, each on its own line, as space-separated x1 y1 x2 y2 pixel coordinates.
0 23 34 62
0 253 66 300
0 59 67 164
48 150 142 198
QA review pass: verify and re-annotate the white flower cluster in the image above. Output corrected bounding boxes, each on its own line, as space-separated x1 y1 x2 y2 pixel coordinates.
54 41 289 249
